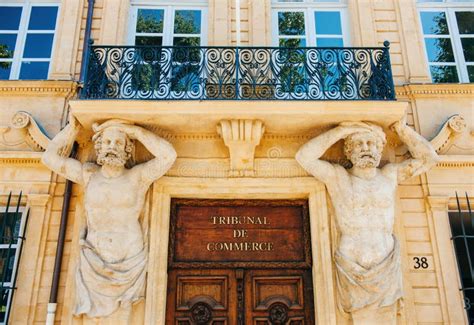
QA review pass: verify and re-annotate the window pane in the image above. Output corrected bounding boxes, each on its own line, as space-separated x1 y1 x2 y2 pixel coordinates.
430 65 459 83
135 36 163 46
136 9 164 33
278 12 305 36
461 38 474 62
468 66 474 82
0 7 22 30
420 12 449 35
23 34 54 58
174 10 201 34
424 38 455 62
0 213 21 244
0 288 11 322
28 6 58 30
279 38 306 47
0 62 12 79
456 12 474 35
0 34 17 58
19 61 49 79
315 12 342 35
316 37 344 47
173 37 201 47
0 248 16 282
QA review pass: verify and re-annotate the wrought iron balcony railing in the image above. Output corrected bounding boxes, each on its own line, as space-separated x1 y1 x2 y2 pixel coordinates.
81 42 395 100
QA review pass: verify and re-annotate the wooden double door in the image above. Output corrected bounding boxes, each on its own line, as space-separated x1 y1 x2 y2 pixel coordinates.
166 268 314 324
166 199 315 324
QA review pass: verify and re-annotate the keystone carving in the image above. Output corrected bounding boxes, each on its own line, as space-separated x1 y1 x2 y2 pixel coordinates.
217 119 265 177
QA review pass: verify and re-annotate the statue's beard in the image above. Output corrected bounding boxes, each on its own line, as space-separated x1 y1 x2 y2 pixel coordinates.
350 152 381 168
97 150 128 167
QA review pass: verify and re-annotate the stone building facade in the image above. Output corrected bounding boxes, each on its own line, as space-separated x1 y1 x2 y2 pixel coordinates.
0 0 472 324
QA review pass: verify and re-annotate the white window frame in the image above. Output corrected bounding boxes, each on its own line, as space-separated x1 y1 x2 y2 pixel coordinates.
0 1 60 80
271 0 350 47
0 205 28 325
128 2 208 46
417 1 474 82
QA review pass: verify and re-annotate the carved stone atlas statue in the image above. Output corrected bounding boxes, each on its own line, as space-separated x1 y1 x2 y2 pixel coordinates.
41 117 177 320
296 116 439 324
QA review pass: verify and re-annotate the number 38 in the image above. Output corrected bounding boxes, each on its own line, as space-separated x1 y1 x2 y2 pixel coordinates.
413 256 429 269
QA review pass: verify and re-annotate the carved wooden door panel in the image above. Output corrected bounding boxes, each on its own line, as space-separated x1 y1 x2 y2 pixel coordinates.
166 269 238 325
244 269 314 325
166 268 314 324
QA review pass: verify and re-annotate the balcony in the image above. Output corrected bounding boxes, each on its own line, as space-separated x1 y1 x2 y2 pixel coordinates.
80 43 395 101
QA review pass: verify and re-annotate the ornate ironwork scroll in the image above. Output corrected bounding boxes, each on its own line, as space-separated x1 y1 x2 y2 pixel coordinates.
81 43 395 100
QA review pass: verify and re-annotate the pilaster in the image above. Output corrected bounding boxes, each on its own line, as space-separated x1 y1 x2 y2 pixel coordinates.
10 194 52 324
427 196 467 324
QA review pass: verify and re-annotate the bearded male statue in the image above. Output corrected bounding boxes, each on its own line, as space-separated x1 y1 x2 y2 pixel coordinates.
295 117 438 324
42 117 177 320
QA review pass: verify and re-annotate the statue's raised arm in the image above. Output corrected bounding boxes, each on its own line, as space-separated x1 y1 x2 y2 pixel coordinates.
384 115 439 181
41 117 83 185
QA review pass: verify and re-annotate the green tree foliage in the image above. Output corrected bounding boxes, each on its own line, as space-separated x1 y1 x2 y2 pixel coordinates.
0 44 12 70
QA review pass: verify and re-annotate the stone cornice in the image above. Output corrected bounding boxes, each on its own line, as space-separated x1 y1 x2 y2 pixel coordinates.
0 80 78 97
396 84 474 99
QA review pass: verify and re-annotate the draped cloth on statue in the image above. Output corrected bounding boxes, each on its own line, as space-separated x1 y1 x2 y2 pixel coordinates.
74 239 148 318
334 237 403 313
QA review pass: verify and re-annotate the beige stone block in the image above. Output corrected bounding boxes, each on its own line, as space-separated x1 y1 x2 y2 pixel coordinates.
390 54 403 65
402 213 428 227
47 224 73 242
37 286 50 304
399 185 424 198
415 304 443 322
409 271 438 287
377 32 400 44
414 288 441 304
375 21 398 32
400 175 422 185
373 0 395 10
391 65 406 77
401 199 426 212
374 10 397 21
407 241 432 254
35 303 47 322
405 227 430 241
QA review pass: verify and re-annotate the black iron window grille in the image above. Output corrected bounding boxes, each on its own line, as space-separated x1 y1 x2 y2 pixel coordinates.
449 192 474 323
80 42 395 101
0 192 29 324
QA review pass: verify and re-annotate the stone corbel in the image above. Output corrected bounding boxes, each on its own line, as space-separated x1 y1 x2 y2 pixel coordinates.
8 111 51 151
217 119 265 177
430 115 467 154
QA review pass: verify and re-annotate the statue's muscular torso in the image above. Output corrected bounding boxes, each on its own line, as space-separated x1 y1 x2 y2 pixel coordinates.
83 165 148 263
327 165 398 269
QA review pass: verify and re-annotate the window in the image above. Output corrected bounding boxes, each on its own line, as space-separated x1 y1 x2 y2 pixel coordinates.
272 0 349 47
270 1 349 95
0 3 59 80
129 2 207 93
0 194 28 325
418 0 474 82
